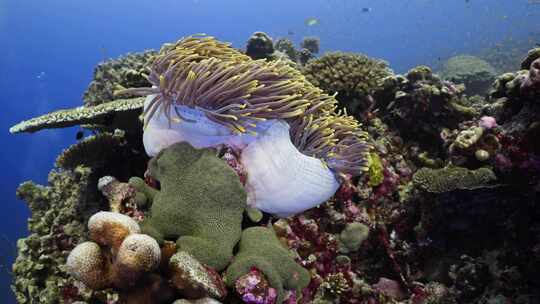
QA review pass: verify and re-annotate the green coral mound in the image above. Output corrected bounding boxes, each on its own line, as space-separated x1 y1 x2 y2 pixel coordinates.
412 166 497 194
302 52 392 115
12 167 109 303
338 222 370 253
135 142 246 272
224 226 311 303
440 55 496 96
83 50 155 107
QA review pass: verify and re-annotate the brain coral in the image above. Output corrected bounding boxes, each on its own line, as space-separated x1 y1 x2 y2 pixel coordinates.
440 55 497 96
66 211 161 290
302 51 393 116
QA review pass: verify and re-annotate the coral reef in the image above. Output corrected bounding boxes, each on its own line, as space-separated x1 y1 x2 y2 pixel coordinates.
12 167 111 303
300 37 320 55
520 47 540 70
11 36 540 304
412 166 496 193
245 31 274 60
520 58 540 96
373 66 478 150
302 52 392 116
274 38 298 62
440 55 497 96
83 50 155 107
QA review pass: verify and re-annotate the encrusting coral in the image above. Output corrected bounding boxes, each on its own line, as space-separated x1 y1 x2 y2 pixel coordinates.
412 166 497 193
224 226 311 303
134 142 246 271
302 52 392 116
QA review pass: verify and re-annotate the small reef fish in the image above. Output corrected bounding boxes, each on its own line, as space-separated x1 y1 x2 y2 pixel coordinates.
305 17 319 26
362 7 372 13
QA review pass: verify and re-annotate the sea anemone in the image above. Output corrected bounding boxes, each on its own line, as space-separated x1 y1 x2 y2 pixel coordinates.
119 35 371 216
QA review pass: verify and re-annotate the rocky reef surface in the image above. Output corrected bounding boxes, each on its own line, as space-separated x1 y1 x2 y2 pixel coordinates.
9 33 540 304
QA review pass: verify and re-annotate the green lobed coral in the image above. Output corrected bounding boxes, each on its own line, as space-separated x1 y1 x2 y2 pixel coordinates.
412 166 497 194
12 167 111 303
302 51 392 115
224 226 311 303
133 142 246 272
440 55 497 96
83 50 155 107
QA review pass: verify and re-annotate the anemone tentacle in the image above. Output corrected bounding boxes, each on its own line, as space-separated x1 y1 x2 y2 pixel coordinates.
126 35 372 177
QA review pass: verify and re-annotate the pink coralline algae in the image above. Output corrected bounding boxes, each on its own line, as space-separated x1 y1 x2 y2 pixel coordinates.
478 116 497 129
235 267 278 304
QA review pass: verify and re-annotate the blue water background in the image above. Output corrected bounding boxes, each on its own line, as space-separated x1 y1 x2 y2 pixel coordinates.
1 0 539 302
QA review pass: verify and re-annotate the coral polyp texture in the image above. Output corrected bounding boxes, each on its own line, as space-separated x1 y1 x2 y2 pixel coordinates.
302 51 392 116
136 142 246 271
